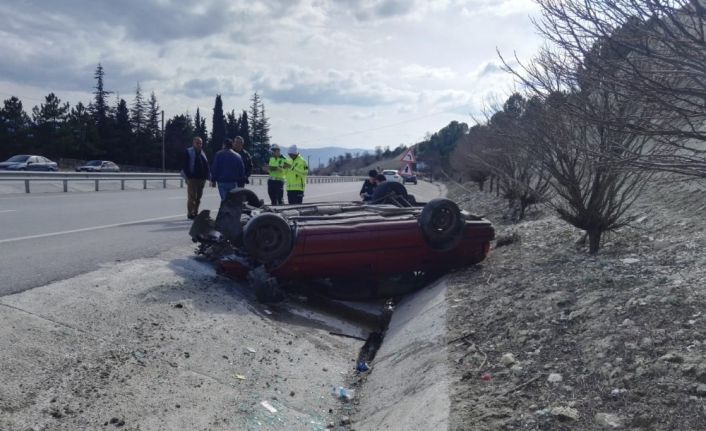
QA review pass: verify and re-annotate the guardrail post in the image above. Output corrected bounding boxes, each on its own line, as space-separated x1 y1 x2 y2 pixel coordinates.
143 179 147 189
95 179 99 192
25 179 30 194
63 180 68 192
163 178 167 189
121 179 125 190
180 179 184 188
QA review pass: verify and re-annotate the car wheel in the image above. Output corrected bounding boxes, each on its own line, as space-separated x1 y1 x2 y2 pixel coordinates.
243 213 293 263
419 198 464 250
371 181 410 206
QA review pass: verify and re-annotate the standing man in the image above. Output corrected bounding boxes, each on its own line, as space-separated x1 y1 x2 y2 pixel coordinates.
181 137 210 219
284 145 308 204
232 136 253 186
211 138 245 201
267 144 287 205
360 169 378 201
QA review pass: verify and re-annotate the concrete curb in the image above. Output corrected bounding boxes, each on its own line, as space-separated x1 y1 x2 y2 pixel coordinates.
354 279 450 430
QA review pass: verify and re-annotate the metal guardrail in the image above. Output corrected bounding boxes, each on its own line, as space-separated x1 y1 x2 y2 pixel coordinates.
0 171 364 194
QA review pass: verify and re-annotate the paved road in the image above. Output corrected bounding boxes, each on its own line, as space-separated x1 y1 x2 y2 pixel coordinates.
0 181 440 296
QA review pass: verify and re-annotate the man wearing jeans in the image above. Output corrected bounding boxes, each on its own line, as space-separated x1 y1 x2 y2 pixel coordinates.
210 138 245 201
181 137 210 219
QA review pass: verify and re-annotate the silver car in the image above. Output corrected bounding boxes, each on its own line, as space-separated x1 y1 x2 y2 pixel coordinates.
76 160 120 172
0 155 58 171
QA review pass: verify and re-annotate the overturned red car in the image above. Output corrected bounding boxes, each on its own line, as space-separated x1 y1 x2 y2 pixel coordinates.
189 182 494 302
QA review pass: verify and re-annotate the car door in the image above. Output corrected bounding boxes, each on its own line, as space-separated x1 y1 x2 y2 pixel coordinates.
26 156 40 171
41 157 56 171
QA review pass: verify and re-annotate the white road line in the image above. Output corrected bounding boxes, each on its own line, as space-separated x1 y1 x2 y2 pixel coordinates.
0 210 17 213
0 214 183 245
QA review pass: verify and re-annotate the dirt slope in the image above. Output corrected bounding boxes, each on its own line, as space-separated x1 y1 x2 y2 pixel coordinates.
445 178 706 430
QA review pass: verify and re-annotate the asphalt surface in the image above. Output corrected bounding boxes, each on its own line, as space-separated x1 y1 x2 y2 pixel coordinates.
0 181 439 296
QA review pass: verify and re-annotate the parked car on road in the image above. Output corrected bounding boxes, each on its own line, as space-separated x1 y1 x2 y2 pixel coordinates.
382 169 402 183
401 173 417 185
190 182 494 302
76 160 120 172
0 155 58 171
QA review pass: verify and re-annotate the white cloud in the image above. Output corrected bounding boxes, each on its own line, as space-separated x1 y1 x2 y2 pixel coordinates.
0 0 543 150
400 64 457 80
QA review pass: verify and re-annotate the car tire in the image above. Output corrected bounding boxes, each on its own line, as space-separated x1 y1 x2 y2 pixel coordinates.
419 198 464 250
243 213 293 263
371 181 410 206
227 188 262 208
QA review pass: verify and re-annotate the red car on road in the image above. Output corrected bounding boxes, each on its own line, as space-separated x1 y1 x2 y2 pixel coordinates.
190 182 494 301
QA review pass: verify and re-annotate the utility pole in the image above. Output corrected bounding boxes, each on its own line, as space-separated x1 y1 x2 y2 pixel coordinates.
161 110 165 172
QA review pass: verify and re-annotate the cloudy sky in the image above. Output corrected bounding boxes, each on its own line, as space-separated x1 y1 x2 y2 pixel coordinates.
0 0 542 150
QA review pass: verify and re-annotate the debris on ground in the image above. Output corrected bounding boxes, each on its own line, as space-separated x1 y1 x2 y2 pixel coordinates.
331 386 355 401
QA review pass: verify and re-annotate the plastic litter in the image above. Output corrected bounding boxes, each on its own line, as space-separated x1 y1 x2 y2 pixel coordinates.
260 400 277 413
481 373 492 381
356 361 370 372
332 386 355 401
245 347 257 354
235 374 246 380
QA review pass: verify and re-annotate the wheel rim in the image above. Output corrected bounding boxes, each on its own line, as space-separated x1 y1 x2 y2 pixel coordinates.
255 225 285 254
431 206 455 232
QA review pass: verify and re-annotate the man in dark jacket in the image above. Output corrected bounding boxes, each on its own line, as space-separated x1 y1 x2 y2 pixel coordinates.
360 169 378 201
211 138 245 201
233 136 253 185
181 137 210 219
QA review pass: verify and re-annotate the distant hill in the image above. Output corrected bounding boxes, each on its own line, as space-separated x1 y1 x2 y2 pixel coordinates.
297 147 369 169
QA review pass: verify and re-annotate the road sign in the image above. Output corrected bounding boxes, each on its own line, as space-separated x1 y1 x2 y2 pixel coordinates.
400 148 416 163
401 163 413 175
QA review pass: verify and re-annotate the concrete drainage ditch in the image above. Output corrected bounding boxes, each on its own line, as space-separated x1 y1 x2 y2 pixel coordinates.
315 277 451 431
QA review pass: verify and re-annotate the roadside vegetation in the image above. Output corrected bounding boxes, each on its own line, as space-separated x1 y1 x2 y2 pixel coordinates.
0 65 273 171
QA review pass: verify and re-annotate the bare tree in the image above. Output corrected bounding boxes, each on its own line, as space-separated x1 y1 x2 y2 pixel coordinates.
502 0 706 177
529 87 653 253
474 94 553 221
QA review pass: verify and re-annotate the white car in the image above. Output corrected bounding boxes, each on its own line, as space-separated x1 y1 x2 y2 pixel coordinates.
76 160 120 172
382 169 402 183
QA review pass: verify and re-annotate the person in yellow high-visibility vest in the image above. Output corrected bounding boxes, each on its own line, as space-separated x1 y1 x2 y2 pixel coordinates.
284 145 308 204
267 144 287 205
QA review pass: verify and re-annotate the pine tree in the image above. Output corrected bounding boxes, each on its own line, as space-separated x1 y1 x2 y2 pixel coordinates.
131 82 145 134
194 108 208 143
211 95 226 157
249 92 261 148
92 63 111 137
32 93 71 156
238 110 251 149
259 104 271 147
248 92 271 166
0 96 31 159
113 98 132 162
164 114 194 169
146 91 161 140
66 102 98 158
226 109 239 138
